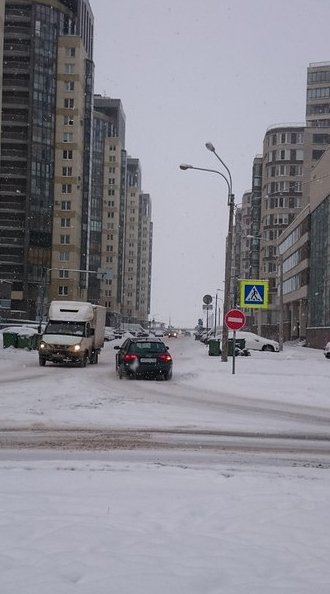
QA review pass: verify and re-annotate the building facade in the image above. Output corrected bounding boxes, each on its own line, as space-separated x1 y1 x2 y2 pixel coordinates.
0 2 153 327
0 0 94 320
303 61 330 208
259 123 304 337
92 95 127 326
122 158 152 326
0 2 4 156
307 147 330 347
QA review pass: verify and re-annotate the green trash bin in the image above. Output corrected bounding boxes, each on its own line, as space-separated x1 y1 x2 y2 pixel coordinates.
228 338 246 356
2 332 18 349
208 338 221 356
17 334 36 350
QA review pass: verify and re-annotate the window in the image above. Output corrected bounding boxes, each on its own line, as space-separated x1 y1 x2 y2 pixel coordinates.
58 286 69 295
64 98 74 109
60 234 70 244
62 184 72 193
61 200 71 210
307 87 330 99
64 64 75 74
312 149 324 160
65 47 75 57
108 189 115 196
63 133 73 143
108 178 115 185
61 218 71 227
63 149 73 159
62 167 72 177
59 252 69 261
64 115 74 126
59 269 69 278
64 80 74 91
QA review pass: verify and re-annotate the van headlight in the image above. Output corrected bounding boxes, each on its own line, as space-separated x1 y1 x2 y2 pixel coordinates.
73 344 81 352
39 342 46 350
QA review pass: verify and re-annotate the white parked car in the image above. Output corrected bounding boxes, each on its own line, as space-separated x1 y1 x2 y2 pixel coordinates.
324 342 330 359
229 330 279 352
153 330 164 337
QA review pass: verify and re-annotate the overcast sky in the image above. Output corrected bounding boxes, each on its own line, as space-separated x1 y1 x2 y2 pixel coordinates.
92 0 330 328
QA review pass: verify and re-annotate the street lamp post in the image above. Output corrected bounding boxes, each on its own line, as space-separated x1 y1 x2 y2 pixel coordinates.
214 289 223 334
180 151 235 362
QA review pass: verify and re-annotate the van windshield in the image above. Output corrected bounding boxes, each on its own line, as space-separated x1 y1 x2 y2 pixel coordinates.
44 321 85 336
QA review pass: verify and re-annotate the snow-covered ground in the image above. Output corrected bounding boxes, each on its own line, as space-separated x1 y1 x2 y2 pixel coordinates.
1 332 330 593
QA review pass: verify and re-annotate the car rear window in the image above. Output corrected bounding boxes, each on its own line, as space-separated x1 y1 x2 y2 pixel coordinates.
129 341 166 354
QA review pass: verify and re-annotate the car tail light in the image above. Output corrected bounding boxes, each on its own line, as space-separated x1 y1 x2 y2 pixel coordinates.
123 354 137 362
159 353 172 362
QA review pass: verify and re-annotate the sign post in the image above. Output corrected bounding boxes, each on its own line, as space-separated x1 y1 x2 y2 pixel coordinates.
203 294 213 335
224 308 246 375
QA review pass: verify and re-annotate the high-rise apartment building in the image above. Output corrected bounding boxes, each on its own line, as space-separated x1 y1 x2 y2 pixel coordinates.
122 158 152 325
259 124 304 336
91 97 152 326
0 0 94 319
92 95 127 326
248 155 263 279
303 61 330 206
237 190 252 280
273 62 330 344
0 2 4 155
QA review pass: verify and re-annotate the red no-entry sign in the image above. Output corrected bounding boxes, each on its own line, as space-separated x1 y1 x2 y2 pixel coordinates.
225 308 246 331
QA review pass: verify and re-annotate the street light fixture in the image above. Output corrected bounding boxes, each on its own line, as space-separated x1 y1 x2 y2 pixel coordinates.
179 150 235 362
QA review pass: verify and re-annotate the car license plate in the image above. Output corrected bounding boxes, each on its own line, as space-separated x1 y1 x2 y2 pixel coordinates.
140 357 156 363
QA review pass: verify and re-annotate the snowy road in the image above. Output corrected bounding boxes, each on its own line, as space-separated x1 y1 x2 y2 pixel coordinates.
2 334 330 593
1 335 330 466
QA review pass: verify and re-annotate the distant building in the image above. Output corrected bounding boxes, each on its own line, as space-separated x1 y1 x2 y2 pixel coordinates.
91 95 127 325
122 158 152 325
259 123 304 338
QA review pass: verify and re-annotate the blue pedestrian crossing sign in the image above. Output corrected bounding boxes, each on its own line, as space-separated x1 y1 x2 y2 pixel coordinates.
239 279 269 309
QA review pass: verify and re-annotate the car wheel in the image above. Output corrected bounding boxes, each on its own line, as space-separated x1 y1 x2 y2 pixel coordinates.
81 353 88 367
262 344 275 352
118 364 124 379
90 351 98 364
39 356 46 367
163 369 172 380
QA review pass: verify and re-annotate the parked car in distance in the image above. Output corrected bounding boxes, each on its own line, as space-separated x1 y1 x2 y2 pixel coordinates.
324 341 330 359
229 331 279 352
152 329 164 337
114 336 173 380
